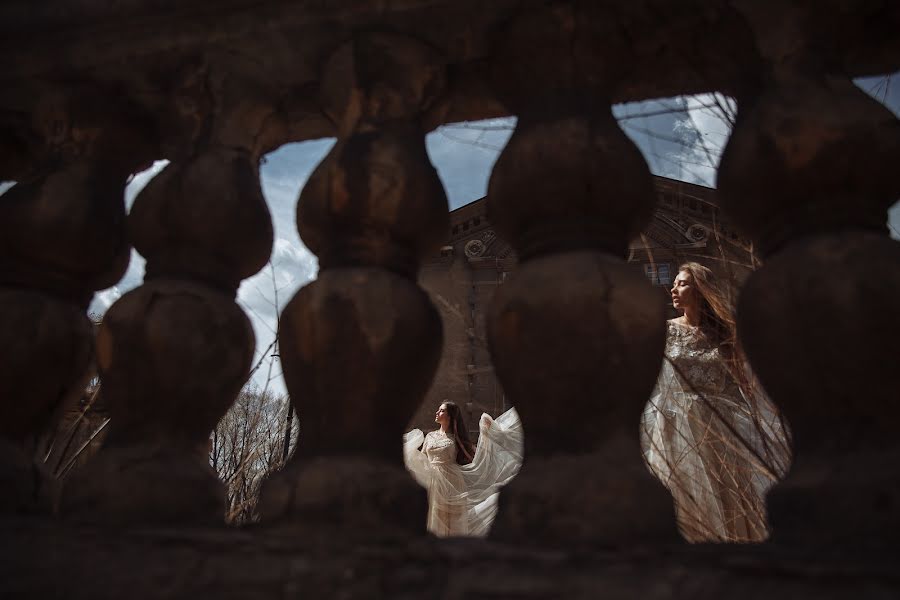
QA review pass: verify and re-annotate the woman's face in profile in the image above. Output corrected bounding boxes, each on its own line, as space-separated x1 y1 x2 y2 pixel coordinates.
671 270 697 311
435 404 450 426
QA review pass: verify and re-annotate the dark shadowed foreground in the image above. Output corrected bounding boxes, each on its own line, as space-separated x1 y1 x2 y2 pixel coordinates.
4 516 899 600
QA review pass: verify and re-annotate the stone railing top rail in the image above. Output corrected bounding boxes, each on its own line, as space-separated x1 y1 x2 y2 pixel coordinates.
0 0 897 147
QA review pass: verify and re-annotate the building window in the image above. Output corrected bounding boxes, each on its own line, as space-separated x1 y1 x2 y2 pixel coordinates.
658 263 672 285
644 263 672 286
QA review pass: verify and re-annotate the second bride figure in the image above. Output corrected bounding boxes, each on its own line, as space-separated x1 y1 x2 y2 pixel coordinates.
404 401 523 537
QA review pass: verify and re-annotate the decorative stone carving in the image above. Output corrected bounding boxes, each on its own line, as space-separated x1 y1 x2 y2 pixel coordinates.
718 60 900 546
0 90 154 514
484 3 676 544
464 239 487 258
258 33 448 532
686 223 708 242
60 87 274 525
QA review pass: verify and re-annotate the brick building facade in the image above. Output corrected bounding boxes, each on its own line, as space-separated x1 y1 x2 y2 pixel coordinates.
409 176 755 433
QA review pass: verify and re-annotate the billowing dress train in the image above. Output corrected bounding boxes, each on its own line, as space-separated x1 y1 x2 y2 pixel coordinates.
403 407 523 537
641 320 791 542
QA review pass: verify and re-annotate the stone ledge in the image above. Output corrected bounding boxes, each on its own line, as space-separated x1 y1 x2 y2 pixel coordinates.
4 516 899 599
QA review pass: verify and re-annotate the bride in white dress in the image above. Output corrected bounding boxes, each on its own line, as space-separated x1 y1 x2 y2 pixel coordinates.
642 262 791 542
403 401 523 537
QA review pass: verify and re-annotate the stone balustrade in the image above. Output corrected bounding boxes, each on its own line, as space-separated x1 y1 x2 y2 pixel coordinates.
258 33 448 531
0 2 897 593
718 50 900 547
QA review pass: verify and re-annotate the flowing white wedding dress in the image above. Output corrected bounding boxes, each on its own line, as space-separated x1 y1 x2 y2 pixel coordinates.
641 320 791 542
403 407 523 537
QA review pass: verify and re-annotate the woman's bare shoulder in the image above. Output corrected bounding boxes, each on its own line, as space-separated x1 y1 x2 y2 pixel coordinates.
668 317 699 330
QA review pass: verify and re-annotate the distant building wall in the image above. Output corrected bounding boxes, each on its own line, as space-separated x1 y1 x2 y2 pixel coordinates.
409 176 756 435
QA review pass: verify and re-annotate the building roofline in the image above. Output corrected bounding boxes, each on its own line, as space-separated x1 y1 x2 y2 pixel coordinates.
449 174 715 216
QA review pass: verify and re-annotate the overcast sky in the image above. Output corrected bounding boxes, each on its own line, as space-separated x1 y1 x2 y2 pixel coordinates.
4 74 897 397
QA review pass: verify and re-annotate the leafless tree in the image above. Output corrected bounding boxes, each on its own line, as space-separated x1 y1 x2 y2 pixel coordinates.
209 386 296 524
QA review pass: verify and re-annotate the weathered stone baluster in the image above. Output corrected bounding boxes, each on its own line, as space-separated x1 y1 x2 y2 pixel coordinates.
484 6 677 544
259 34 448 531
0 93 149 512
61 76 276 523
718 61 900 546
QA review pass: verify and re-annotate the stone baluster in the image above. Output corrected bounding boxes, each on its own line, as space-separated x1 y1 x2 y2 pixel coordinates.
259 34 448 531
0 92 152 512
717 59 900 546
484 5 677 544
61 73 276 524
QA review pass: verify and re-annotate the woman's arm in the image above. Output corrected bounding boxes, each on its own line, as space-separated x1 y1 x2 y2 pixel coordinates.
403 429 432 487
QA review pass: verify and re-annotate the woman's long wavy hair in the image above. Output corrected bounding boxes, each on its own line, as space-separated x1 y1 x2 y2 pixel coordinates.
677 262 750 393
441 401 475 465
643 262 793 545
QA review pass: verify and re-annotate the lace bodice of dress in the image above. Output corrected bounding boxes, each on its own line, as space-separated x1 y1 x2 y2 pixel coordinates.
643 320 782 543
665 320 739 397
423 430 458 466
